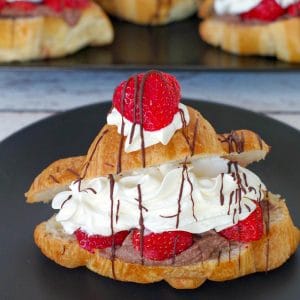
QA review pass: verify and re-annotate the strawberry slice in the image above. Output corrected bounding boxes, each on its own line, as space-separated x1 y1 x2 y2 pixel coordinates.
44 0 89 12
132 230 193 261
44 0 63 12
287 2 300 16
241 0 286 22
113 71 181 131
75 229 129 253
219 203 263 242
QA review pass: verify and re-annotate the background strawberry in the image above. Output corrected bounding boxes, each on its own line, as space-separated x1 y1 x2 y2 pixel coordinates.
75 229 129 253
241 0 286 22
287 2 300 16
6 1 36 11
132 230 193 261
219 202 263 242
113 71 181 131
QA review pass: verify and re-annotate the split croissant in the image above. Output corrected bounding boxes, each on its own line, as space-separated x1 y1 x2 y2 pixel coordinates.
26 104 299 289
198 0 300 63
0 2 113 62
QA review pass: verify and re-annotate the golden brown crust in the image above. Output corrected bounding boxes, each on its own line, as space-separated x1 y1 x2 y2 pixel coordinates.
26 156 84 203
198 0 213 18
96 0 197 25
25 127 270 203
199 17 300 63
0 2 113 62
34 193 300 289
81 106 225 178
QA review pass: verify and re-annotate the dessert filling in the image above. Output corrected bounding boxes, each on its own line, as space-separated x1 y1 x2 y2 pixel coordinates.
0 0 90 26
213 0 300 23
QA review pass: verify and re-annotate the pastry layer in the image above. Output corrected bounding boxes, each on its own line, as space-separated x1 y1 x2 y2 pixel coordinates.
34 192 300 289
0 2 114 62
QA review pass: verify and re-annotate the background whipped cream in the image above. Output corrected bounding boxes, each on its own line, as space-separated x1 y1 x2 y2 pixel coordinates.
214 0 297 15
52 157 266 236
107 103 190 153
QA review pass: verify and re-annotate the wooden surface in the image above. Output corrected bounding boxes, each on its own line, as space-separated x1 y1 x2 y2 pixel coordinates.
0 70 299 142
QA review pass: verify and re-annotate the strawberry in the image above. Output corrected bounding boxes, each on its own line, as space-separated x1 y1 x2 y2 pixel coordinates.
132 230 193 261
241 0 285 22
219 203 263 242
44 0 63 12
75 229 129 253
287 2 300 16
7 1 36 11
112 71 181 131
0 0 5 10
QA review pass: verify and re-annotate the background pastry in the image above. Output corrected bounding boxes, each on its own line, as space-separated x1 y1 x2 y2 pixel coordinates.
0 0 114 62
96 0 198 25
199 0 300 62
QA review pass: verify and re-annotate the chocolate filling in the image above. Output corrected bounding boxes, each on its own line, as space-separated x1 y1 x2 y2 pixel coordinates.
93 199 274 267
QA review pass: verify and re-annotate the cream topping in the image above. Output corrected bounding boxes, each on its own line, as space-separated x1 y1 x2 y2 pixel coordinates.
214 0 297 15
52 157 266 236
106 103 190 153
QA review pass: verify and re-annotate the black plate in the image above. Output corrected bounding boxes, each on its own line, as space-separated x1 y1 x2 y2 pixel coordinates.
0 100 299 299
2 17 300 70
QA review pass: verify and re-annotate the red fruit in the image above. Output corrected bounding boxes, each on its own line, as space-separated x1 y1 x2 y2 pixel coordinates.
44 0 63 12
287 2 300 16
219 203 263 242
112 71 181 131
0 0 5 10
132 230 193 261
75 229 129 253
241 0 285 22
7 1 36 11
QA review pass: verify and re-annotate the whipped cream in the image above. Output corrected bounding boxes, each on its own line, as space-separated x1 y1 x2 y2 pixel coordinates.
52 157 266 236
107 103 190 153
214 0 297 15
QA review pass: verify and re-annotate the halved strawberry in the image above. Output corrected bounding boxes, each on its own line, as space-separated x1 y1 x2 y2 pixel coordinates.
113 71 181 131
64 0 89 9
44 0 63 12
75 229 129 253
132 230 193 261
219 203 263 242
287 2 300 16
241 0 286 22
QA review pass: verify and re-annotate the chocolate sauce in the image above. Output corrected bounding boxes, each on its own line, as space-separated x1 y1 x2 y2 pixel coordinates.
219 130 245 153
49 175 60 184
220 173 225 206
217 249 222 266
227 191 234 215
109 174 116 279
60 195 72 209
116 200 120 224
184 166 197 221
81 129 109 178
242 172 248 187
137 184 145 264
179 108 193 154
128 75 138 145
84 187 97 194
175 164 186 228
66 168 80 178
116 80 127 174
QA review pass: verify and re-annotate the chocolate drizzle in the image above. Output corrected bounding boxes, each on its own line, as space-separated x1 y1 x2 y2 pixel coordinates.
116 200 120 224
137 184 145 264
109 174 116 279
179 108 193 154
175 164 186 228
184 166 197 221
191 118 199 156
81 129 109 179
220 173 225 206
219 130 245 153
60 195 72 209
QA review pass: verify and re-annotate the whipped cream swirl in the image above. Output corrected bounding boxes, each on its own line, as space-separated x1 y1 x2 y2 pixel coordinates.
107 103 190 153
52 157 266 236
214 0 297 15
